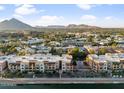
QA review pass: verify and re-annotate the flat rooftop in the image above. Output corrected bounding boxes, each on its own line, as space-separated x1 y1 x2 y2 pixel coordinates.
7 54 72 64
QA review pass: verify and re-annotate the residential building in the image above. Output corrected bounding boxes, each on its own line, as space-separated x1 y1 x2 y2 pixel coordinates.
87 54 108 72
26 38 45 45
61 39 84 47
87 53 124 73
0 56 8 72
7 54 73 73
49 41 61 46
8 56 22 72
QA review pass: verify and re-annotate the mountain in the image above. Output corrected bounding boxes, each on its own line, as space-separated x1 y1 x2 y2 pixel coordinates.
0 18 34 30
36 24 100 29
0 18 100 31
47 25 65 28
35 25 66 28
67 24 100 28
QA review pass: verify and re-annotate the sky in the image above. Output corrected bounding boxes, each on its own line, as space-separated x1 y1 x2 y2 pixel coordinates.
0 4 124 27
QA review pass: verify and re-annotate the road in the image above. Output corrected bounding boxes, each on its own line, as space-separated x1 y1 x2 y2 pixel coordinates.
0 78 124 84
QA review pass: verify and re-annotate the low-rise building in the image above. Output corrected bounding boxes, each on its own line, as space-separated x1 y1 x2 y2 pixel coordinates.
0 56 8 72
87 53 124 73
61 39 84 47
105 53 124 71
49 41 61 47
8 56 22 72
26 38 45 45
87 54 108 72
7 54 73 73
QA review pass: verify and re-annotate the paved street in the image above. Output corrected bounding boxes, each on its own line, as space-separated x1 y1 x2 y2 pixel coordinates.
0 78 124 84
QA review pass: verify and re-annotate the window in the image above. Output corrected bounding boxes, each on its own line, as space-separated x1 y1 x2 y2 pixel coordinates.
21 65 25 67
25 67 28 69
49 67 51 69
36 67 39 69
71 67 73 69
21 68 24 69
36 65 39 68
63 67 65 69
100 67 102 69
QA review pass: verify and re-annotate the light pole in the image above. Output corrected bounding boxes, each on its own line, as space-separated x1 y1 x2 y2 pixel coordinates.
59 70 62 79
59 61 62 79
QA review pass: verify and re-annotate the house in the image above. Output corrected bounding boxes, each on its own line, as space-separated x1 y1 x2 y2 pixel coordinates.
27 38 45 45
116 40 124 47
49 41 61 46
36 46 51 54
61 38 84 47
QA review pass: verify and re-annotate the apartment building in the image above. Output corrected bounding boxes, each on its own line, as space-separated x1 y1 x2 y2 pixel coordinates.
7 54 73 73
8 56 22 72
87 54 108 72
61 54 74 72
0 56 8 72
40 54 73 72
87 53 124 73
20 55 45 72
106 53 124 71
8 55 45 72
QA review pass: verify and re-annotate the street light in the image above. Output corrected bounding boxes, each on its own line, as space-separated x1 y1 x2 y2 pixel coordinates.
59 70 62 79
59 61 62 79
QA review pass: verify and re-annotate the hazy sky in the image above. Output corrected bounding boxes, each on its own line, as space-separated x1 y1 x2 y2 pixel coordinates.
0 4 124 27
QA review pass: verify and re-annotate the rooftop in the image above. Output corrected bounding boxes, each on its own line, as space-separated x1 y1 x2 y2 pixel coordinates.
0 56 8 63
7 54 72 64
89 53 124 63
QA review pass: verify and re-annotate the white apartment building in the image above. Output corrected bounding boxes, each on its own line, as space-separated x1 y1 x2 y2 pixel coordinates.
7 54 73 73
8 56 22 72
20 55 45 72
87 54 108 72
8 55 45 72
87 53 124 73
105 53 124 70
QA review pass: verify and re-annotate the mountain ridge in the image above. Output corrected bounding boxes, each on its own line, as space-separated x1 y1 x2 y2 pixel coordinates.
0 18 100 30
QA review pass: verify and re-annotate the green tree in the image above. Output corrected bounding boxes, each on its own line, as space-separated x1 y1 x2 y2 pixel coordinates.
98 48 107 55
88 49 95 54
